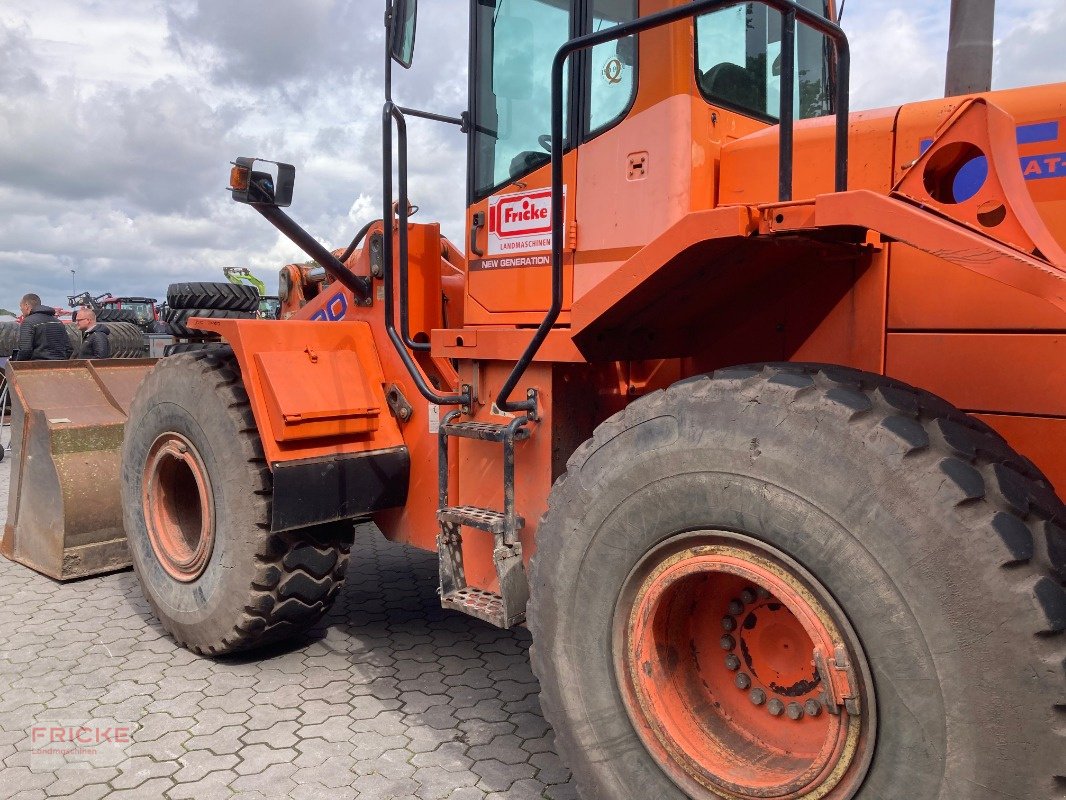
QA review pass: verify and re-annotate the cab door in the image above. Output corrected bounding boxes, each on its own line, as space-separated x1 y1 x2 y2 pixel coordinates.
463 0 639 325
464 0 578 324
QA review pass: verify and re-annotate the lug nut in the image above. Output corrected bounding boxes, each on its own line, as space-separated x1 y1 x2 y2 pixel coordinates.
720 634 735 651
724 654 740 671
741 588 757 605
786 702 804 720
756 587 771 600
734 672 751 690
728 599 744 616
804 699 822 717
721 616 737 632
749 688 766 706
767 699 785 717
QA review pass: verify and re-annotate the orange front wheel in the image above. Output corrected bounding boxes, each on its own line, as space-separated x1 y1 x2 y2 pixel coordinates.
121 349 352 655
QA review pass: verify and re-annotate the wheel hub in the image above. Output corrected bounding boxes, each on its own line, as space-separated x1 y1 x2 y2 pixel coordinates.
614 531 875 800
142 432 214 582
726 592 824 721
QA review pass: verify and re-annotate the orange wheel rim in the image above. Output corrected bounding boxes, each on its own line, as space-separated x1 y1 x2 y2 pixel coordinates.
142 432 214 582
614 531 875 800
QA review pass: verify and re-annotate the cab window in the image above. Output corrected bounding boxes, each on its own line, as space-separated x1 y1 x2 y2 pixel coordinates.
471 0 571 198
587 0 638 136
470 0 638 201
695 1 831 122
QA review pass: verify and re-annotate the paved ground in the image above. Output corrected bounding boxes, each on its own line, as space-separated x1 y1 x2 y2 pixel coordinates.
0 454 578 799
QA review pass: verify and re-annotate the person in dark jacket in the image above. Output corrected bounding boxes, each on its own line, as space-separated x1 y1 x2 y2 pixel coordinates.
74 307 111 359
16 293 73 360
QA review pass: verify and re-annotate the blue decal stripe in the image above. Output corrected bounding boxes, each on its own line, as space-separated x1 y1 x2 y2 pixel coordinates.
920 121 1059 155
1017 121 1059 145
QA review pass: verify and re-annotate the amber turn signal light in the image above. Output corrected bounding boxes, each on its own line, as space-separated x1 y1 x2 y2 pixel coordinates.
229 165 250 192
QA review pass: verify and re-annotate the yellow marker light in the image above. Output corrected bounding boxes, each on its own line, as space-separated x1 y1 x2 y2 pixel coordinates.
229 165 250 191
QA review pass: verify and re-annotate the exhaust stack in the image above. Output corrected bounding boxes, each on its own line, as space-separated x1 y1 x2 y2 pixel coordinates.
945 0 996 96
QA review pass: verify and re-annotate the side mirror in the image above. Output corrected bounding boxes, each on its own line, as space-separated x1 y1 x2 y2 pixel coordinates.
390 0 418 69
228 157 295 207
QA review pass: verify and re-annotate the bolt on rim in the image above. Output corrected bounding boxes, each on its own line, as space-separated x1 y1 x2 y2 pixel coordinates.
613 531 876 800
141 432 215 582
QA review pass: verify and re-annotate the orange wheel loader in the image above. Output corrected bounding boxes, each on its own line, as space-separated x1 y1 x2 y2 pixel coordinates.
119 1 1066 797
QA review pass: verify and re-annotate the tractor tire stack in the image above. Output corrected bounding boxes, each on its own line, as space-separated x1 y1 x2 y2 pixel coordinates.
161 282 258 356
63 321 146 358
64 323 81 356
97 308 141 325
105 321 149 357
0 320 145 359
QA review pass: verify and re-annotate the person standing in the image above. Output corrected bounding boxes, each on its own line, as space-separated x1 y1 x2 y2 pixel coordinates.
74 306 111 359
15 293 73 360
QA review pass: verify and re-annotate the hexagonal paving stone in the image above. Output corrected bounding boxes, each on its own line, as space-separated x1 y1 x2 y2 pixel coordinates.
0 460 577 800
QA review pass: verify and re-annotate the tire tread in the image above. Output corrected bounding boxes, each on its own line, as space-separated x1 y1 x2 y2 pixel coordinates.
528 362 1066 799
167 281 259 312
132 349 350 655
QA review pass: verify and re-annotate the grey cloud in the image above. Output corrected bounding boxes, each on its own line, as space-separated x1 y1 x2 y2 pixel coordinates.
0 75 248 215
0 201 279 310
0 22 45 94
994 2 1066 90
165 0 377 90
164 0 468 112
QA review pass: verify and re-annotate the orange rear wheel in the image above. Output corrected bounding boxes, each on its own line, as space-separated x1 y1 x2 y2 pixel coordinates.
614 531 875 800
529 364 1065 800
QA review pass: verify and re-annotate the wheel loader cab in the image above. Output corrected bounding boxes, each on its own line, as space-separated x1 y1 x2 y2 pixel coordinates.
463 0 833 322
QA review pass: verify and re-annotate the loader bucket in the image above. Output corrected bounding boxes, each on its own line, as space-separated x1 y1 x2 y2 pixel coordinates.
1 359 156 580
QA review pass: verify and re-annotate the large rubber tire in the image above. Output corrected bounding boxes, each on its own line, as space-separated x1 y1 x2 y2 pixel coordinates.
105 321 147 358
121 349 353 654
163 308 251 338
529 363 1066 800
97 308 141 324
167 282 259 312
162 341 228 357
63 323 81 358
0 321 18 358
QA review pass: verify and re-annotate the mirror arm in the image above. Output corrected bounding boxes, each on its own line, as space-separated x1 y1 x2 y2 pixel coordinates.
397 106 466 130
384 2 393 101
251 204 372 304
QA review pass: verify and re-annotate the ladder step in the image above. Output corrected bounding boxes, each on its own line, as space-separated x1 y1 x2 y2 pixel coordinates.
438 505 524 535
440 420 530 442
442 587 524 628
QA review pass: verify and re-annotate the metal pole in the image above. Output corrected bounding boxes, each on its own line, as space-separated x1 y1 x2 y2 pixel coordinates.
945 0 995 96
778 10 796 202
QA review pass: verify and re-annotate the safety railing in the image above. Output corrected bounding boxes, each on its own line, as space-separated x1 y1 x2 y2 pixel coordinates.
380 0 850 414
492 0 851 413
382 101 471 407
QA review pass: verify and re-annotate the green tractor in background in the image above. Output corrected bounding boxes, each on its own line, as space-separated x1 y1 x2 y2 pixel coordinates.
223 267 281 319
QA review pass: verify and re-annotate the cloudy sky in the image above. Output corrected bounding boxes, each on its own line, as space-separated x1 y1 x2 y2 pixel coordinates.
0 0 1061 315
